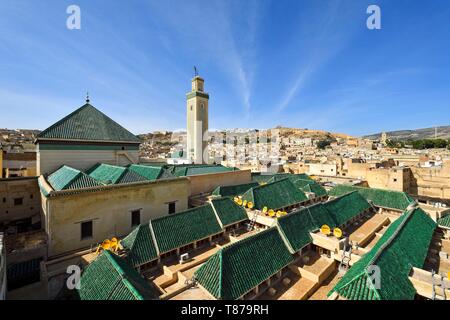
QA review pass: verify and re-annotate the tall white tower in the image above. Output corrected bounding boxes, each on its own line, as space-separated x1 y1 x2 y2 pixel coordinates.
186 74 209 164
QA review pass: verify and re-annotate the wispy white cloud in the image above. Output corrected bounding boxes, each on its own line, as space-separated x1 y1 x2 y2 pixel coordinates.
144 0 265 117
276 1 357 112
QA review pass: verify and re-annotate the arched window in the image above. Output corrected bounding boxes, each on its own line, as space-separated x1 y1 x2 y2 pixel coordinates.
201 104 204 110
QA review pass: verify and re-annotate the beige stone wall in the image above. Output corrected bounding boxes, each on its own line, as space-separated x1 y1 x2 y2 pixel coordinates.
307 163 337 176
0 177 42 223
37 148 139 176
187 170 251 196
346 162 372 179
410 162 450 200
44 178 190 257
365 168 409 192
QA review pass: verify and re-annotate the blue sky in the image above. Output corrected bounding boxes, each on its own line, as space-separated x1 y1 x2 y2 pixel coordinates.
0 0 449 136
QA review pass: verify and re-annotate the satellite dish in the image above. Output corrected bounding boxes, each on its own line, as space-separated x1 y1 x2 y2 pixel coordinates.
320 225 331 235
247 201 254 209
333 228 343 239
282 211 287 216
276 210 282 218
102 239 111 250
262 206 268 213
243 200 248 207
237 199 243 206
268 209 275 217
233 197 239 203
110 237 118 251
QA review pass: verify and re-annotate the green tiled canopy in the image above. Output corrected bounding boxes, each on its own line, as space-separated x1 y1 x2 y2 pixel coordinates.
211 182 259 197
121 224 159 267
47 165 102 191
324 191 372 226
78 251 158 300
150 204 222 254
242 178 308 210
194 227 294 300
328 208 436 300
328 184 416 211
210 197 248 227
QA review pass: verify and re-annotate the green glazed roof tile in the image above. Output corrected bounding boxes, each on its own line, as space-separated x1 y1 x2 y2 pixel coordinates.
121 224 159 267
37 103 141 143
437 214 450 228
328 185 416 211
212 182 259 197
150 204 222 254
242 178 308 210
47 165 102 191
210 197 248 227
329 208 436 300
78 251 158 300
194 227 294 300
324 191 372 226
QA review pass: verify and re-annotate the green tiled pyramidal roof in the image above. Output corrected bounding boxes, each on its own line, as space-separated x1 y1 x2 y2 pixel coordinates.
437 214 450 228
87 163 147 185
37 103 141 143
78 251 158 300
121 224 158 267
194 227 294 300
328 184 415 211
211 182 259 197
324 191 372 226
47 165 102 191
242 178 308 210
210 197 248 227
329 208 436 300
150 204 222 254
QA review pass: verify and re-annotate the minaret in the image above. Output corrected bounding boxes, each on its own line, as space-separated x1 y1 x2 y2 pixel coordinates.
186 71 209 164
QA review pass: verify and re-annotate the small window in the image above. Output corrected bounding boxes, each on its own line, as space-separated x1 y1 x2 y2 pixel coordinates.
190 105 193 111
2 198 5 203
30 194 33 199
14 198 23 206
168 202 176 214
81 221 93 240
393 178 397 182
131 210 141 227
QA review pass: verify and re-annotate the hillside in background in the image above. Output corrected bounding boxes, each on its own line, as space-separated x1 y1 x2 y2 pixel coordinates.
364 125 450 141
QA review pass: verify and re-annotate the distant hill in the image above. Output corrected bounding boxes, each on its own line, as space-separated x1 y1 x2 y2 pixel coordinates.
364 125 450 141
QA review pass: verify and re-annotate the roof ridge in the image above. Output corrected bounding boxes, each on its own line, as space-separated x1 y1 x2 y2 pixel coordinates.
253 177 289 190
327 190 358 203
221 227 276 252
152 203 213 222
366 208 415 268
